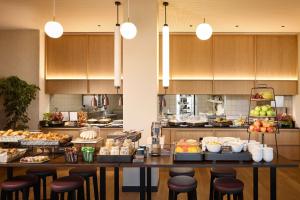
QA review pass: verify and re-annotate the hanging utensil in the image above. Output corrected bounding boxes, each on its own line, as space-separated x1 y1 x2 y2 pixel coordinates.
91 94 98 107
118 94 123 107
103 94 109 107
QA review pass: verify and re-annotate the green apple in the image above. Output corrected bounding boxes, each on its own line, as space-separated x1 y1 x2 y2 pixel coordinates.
255 106 261 112
250 110 256 116
259 111 267 117
253 110 260 117
261 105 268 112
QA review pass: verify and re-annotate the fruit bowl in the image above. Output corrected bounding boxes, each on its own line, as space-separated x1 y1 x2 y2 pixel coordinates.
230 142 244 153
175 139 200 153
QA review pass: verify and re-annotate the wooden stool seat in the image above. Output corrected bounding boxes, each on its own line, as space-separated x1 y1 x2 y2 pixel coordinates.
69 167 97 177
168 175 197 200
214 177 244 193
1 175 38 191
169 168 195 177
51 176 84 193
211 167 236 178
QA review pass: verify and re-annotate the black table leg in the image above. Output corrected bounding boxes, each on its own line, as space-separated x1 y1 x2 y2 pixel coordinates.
140 167 145 200
114 167 119 200
270 167 277 200
100 167 106 200
147 167 151 200
253 167 258 200
6 167 13 179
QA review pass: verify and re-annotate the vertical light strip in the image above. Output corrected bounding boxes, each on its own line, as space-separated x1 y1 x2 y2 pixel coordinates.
162 25 170 88
114 25 122 88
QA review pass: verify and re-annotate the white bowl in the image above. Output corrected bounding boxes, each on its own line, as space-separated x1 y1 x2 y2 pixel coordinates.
206 143 221 153
230 143 243 153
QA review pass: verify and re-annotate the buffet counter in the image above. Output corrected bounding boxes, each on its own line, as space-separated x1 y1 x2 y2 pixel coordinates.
162 127 300 160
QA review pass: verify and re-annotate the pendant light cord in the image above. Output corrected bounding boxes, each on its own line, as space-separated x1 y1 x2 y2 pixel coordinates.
52 0 56 21
127 0 130 21
115 1 121 25
163 2 169 26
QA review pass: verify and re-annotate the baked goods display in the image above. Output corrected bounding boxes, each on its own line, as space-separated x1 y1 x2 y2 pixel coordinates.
80 130 97 140
21 132 71 146
0 148 27 163
64 147 78 163
0 130 31 142
20 156 50 163
99 138 134 156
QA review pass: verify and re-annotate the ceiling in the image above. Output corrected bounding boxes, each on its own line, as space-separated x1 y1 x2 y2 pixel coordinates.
0 0 300 33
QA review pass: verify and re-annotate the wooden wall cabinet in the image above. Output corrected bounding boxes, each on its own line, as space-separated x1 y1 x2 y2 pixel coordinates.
213 80 255 95
46 35 88 79
213 35 255 79
87 35 115 79
45 80 88 94
256 35 298 80
159 34 213 79
255 80 298 95
159 80 213 94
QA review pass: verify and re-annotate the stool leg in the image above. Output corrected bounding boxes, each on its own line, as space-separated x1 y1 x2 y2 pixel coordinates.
168 190 172 200
233 194 238 200
22 188 29 200
77 186 84 200
7 192 12 200
93 175 99 200
42 177 47 200
188 190 197 200
85 177 91 200
227 193 231 200
67 191 76 200
34 181 41 200
15 191 19 200
1 190 7 200
209 176 214 200
238 192 243 200
50 191 58 200
194 189 197 200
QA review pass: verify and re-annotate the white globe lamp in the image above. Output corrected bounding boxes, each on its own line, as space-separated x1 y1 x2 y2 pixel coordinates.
44 21 64 38
120 22 137 40
196 21 213 40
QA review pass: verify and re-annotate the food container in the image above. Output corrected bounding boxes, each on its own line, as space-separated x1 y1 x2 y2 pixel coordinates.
64 147 78 163
82 147 95 163
206 142 222 153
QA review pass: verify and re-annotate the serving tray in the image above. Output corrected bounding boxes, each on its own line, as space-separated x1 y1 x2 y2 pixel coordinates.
204 151 252 161
97 153 134 163
173 152 204 162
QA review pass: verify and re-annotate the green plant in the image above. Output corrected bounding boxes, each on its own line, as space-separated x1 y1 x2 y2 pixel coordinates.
0 76 39 130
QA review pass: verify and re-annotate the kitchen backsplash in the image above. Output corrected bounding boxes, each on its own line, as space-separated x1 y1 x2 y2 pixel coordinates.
159 95 293 119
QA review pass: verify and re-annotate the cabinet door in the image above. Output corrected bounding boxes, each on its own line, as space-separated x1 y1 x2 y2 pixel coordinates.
46 35 88 79
256 35 298 80
213 35 255 79
87 35 115 79
159 34 213 79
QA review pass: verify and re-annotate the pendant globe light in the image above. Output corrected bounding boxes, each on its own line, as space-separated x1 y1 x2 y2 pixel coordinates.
44 0 64 38
162 2 170 89
196 18 213 40
114 1 122 89
120 0 137 39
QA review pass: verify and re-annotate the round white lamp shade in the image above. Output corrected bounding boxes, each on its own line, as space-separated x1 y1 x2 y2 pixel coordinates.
44 21 64 38
196 23 213 40
120 22 137 39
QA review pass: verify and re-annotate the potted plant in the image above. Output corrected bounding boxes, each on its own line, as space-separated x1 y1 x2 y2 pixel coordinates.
0 76 39 130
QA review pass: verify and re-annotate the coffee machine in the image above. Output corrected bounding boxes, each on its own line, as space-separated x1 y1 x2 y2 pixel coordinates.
151 122 161 156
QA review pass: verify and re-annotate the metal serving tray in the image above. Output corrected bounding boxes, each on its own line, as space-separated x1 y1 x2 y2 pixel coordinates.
173 152 204 162
204 151 252 161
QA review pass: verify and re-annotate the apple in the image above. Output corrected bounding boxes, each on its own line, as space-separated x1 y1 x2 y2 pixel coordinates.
254 120 261 127
267 127 274 133
250 110 256 116
253 110 260 117
254 126 261 132
255 106 261 112
261 106 268 112
260 127 267 133
259 111 267 117
267 110 275 117
249 125 255 132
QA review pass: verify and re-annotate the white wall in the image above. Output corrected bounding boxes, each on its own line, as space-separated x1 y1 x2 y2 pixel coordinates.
0 30 40 129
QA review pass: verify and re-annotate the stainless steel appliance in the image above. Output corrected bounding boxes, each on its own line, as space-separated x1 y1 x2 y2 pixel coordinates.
151 122 161 156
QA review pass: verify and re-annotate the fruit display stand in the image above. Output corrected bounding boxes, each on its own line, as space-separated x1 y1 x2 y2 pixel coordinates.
247 84 279 157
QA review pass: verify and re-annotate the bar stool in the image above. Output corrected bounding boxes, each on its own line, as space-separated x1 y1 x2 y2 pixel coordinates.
213 177 244 200
169 168 195 177
0 175 40 200
209 167 236 200
168 175 197 200
69 167 99 200
27 168 57 200
50 176 84 200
